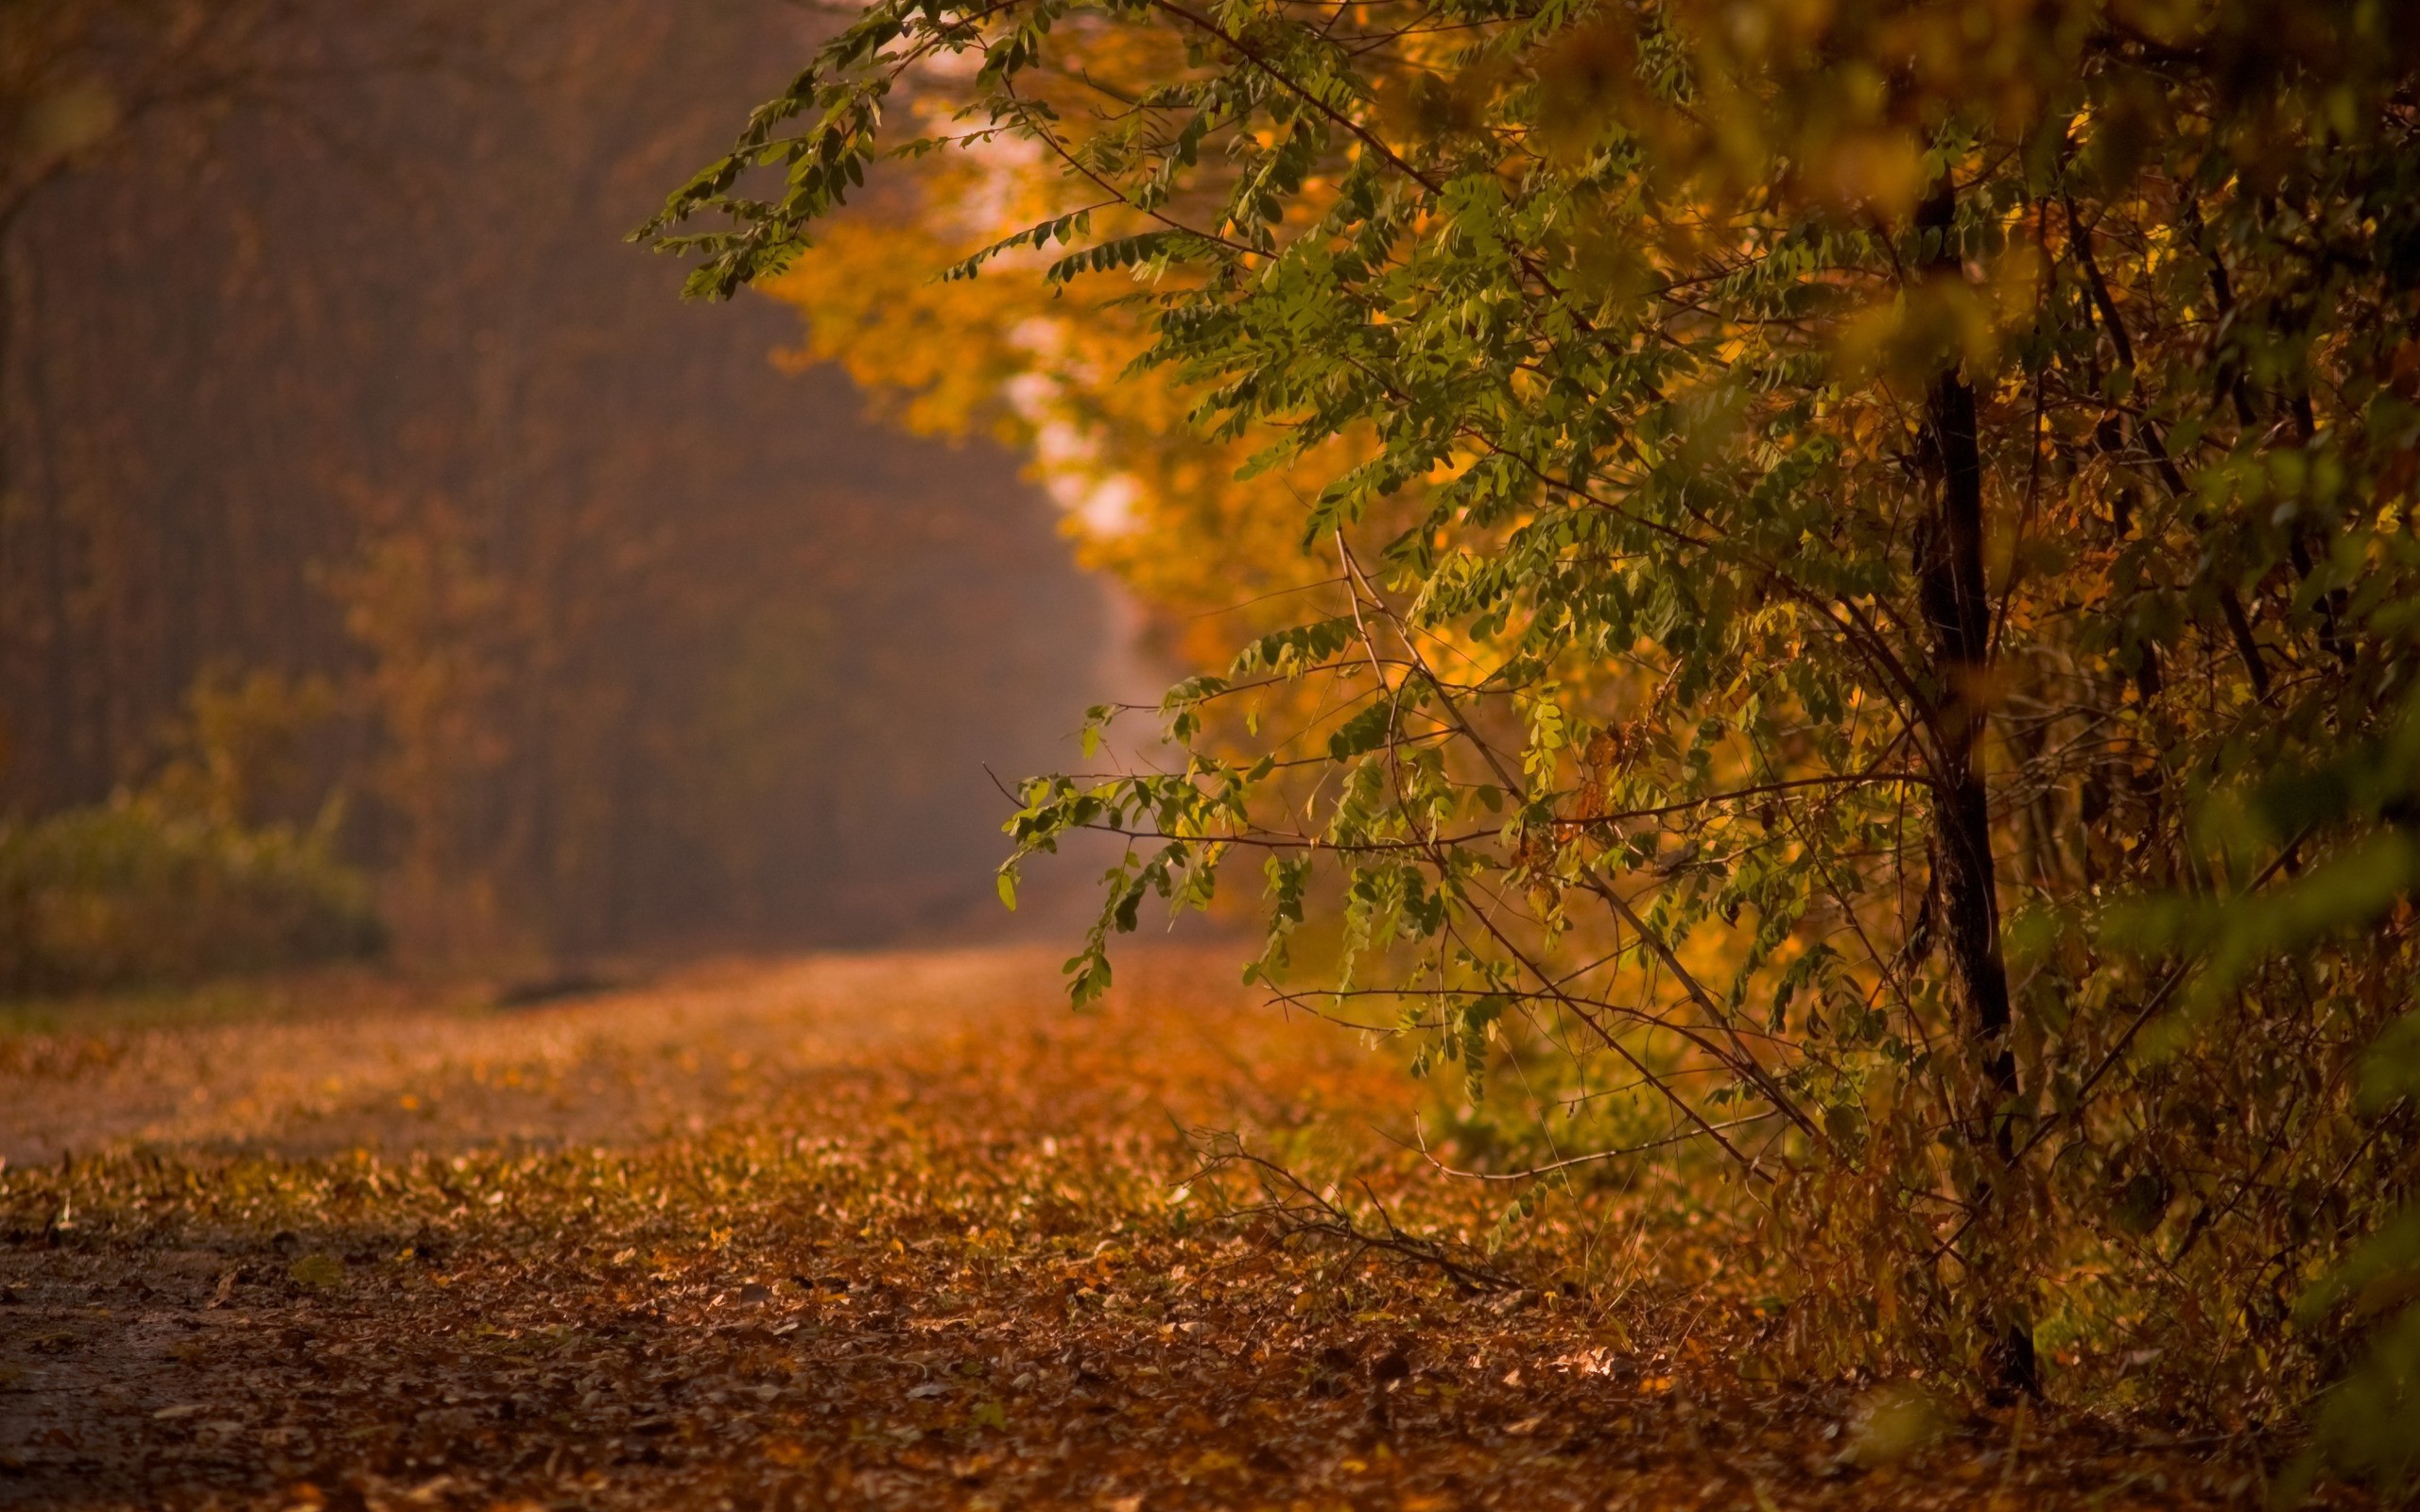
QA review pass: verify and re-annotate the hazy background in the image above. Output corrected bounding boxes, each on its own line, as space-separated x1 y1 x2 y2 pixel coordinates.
0 0 1145 973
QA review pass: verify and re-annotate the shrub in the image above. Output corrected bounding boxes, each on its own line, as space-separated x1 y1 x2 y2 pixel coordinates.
0 797 385 996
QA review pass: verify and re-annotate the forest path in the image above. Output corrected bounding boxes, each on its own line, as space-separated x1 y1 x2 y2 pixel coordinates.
0 950 1068 1167
0 953 2311 1510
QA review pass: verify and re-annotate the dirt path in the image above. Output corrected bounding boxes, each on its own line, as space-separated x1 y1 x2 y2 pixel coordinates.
0 952 2336 1511
0 950 1067 1165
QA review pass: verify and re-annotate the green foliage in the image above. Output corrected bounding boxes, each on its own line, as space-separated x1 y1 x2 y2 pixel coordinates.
2300 1206 2420 1497
2225 695 2420 1498
654 0 2420 1471
0 796 385 996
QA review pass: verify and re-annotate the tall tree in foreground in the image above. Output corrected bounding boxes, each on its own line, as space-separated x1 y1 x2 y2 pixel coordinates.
650 0 2420 1457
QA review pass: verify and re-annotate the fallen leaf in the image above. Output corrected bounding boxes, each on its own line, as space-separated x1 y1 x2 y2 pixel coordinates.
287 1254 345 1291
1842 1383 1952 1469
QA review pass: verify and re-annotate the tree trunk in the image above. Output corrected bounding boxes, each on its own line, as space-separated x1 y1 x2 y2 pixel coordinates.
1913 180 2037 1398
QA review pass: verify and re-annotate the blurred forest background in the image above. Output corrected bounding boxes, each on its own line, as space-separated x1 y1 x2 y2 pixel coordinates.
0 0 1138 988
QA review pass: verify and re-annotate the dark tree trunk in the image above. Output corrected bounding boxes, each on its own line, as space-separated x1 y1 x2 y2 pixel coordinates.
1913 180 2037 1399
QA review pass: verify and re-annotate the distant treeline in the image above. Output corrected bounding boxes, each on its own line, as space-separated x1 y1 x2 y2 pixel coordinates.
0 0 1115 977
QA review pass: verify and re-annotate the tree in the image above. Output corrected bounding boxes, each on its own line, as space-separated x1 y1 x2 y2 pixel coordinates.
650 0 2420 1437
1 2 1116 965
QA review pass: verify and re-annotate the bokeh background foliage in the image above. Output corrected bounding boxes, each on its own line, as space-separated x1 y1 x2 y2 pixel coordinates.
0 0 1125 983
0 799 382 996
649 0 2420 1481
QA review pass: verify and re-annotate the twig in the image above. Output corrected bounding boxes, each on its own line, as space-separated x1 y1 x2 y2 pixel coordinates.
1401 1113 1784 1183
1188 1135 1519 1291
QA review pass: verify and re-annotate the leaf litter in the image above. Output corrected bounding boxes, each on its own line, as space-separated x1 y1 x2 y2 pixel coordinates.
0 948 2363 1509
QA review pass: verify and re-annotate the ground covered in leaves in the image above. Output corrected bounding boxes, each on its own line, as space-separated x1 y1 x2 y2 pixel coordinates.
0 949 2350 1509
